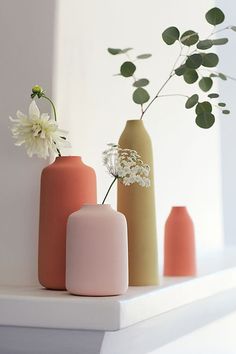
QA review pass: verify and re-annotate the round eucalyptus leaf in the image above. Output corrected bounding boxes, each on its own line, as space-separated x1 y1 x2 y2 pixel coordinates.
180 30 199 46
218 102 226 107
219 73 227 80
137 54 152 59
133 87 150 104
199 77 213 92
175 64 186 76
183 69 198 84
208 93 219 98
196 101 212 114
202 53 219 67
196 112 215 129
162 26 180 45
205 7 225 25
133 78 149 87
186 54 202 69
211 38 228 45
231 26 236 32
222 110 230 114
185 94 199 109
108 48 122 55
120 61 136 77
197 40 213 50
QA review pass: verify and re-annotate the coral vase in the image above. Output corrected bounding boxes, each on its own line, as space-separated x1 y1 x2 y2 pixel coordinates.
66 205 128 296
164 206 196 276
117 119 158 286
38 156 97 290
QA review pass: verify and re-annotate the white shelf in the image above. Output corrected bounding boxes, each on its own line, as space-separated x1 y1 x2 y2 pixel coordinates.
1 248 236 331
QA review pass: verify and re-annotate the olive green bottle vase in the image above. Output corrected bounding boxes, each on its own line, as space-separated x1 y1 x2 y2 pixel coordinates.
117 119 159 285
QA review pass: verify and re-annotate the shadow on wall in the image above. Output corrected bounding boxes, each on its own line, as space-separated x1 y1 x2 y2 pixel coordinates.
0 0 56 285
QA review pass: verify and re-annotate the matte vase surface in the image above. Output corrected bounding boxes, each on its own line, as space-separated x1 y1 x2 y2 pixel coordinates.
66 204 128 296
117 119 158 286
164 206 196 276
38 156 97 290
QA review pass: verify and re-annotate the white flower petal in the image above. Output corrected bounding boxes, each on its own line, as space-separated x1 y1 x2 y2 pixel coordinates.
29 100 40 118
9 116 18 122
16 110 27 120
41 113 50 120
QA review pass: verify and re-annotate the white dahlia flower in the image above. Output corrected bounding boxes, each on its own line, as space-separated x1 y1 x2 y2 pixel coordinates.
10 100 70 159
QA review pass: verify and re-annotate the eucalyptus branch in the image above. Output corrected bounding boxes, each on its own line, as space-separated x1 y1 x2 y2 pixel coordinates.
158 94 189 99
208 26 231 37
213 103 223 111
206 69 236 81
170 46 184 74
108 6 236 129
140 73 175 119
139 45 185 119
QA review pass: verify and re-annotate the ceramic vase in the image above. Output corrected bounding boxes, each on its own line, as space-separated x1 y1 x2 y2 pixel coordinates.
164 206 196 276
66 204 128 296
117 119 158 286
38 156 97 290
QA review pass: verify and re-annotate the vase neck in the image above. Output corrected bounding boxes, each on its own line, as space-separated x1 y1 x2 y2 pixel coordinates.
170 206 188 215
55 156 82 164
125 119 144 128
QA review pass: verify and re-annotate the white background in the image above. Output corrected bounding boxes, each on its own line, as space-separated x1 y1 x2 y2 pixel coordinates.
1 1 236 352
1 0 235 287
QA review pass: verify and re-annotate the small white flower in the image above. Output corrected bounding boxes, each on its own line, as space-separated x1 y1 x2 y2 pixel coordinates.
103 144 151 188
10 101 70 159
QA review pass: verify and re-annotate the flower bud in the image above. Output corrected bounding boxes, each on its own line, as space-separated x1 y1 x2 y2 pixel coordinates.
32 85 43 94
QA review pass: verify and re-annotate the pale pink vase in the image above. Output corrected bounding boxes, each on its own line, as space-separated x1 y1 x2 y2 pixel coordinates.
66 204 128 296
164 206 196 276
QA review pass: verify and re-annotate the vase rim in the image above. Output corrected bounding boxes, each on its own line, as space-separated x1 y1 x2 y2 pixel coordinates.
126 119 143 123
171 206 187 210
81 204 111 208
55 156 82 161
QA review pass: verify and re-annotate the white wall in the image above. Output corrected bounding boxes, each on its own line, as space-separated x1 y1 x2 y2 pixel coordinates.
54 0 223 264
0 0 56 285
216 0 236 245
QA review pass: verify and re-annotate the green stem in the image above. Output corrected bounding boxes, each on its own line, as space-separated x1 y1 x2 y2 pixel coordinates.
56 147 61 157
41 94 61 157
140 73 174 119
208 26 231 38
140 44 184 120
170 46 183 74
158 94 189 99
102 177 117 204
206 69 236 81
42 94 57 122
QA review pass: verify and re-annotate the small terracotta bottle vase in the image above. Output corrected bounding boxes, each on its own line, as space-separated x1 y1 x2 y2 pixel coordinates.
38 156 97 290
66 204 128 296
117 119 158 286
164 206 196 276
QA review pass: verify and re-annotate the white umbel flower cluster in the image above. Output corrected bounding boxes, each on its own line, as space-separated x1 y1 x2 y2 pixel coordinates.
10 101 70 159
103 143 151 187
